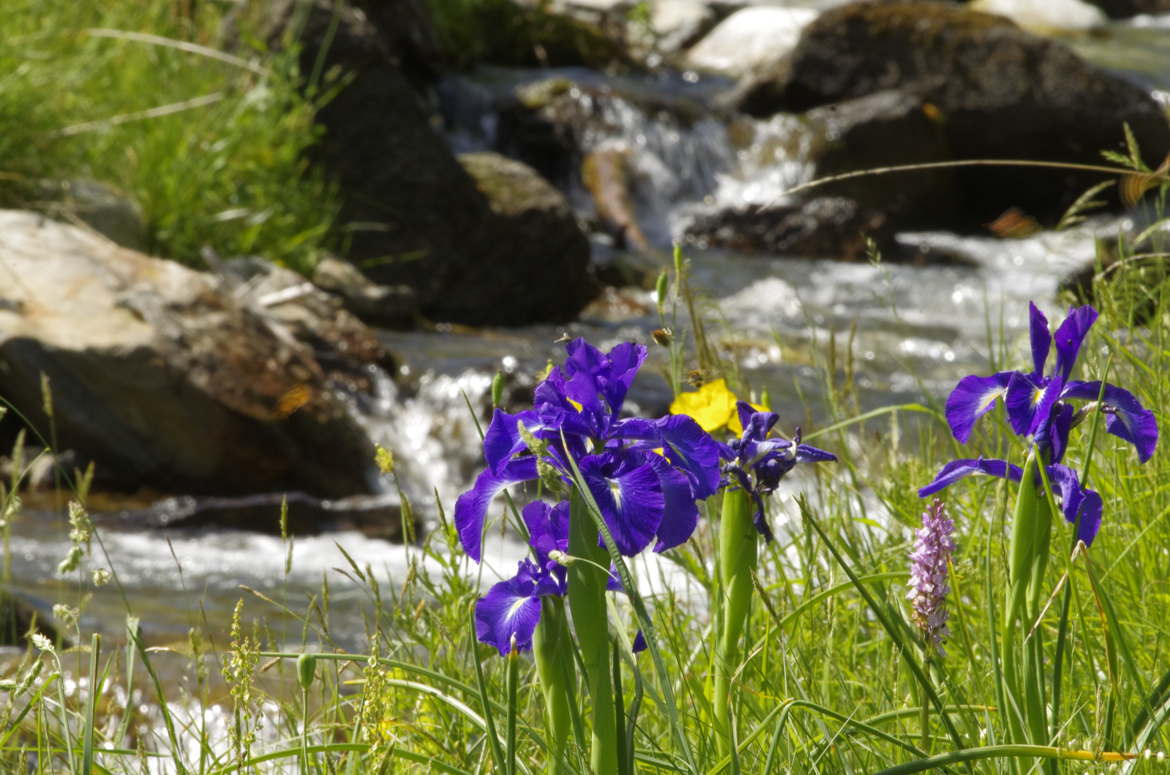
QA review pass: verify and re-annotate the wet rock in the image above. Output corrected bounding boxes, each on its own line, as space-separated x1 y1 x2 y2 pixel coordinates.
804 90 959 228
311 255 418 330
0 210 377 499
648 0 720 57
684 6 817 78
582 149 650 251
217 256 398 391
684 196 893 260
252 2 600 325
105 491 406 541
497 75 712 186
684 196 977 265
457 152 598 323
731 1 1170 229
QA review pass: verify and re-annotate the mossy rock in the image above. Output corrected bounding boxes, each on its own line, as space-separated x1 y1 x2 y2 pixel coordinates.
430 0 632 70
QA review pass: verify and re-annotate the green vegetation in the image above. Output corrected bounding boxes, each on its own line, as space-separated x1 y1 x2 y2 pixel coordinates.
0 0 338 274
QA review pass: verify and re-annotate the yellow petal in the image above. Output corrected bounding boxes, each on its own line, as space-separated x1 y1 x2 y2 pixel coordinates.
670 378 738 432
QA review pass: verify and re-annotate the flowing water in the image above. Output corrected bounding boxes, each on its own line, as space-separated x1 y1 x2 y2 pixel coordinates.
5 9 1169 648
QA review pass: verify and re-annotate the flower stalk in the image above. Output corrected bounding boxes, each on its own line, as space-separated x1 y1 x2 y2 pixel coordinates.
532 597 574 775
567 489 619 774
713 487 756 759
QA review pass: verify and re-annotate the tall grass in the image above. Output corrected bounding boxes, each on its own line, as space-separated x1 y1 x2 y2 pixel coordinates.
0 0 338 274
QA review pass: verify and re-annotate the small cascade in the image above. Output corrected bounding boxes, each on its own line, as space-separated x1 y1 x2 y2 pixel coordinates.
356 367 494 515
438 68 819 247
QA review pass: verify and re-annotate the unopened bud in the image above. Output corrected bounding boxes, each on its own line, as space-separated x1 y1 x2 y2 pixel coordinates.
655 271 670 316
491 371 504 409
296 653 317 690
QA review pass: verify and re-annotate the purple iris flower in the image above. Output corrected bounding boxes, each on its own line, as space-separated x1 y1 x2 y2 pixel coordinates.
455 338 723 562
476 500 569 655
721 401 837 541
918 457 1104 546
945 302 1157 464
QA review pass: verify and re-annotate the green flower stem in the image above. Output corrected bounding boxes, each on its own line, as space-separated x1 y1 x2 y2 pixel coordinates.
567 490 619 775
1001 450 1053 764
713 488 757 760
533 597 574 775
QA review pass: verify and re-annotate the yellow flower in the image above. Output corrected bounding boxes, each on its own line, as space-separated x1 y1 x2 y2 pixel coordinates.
670 378 768 435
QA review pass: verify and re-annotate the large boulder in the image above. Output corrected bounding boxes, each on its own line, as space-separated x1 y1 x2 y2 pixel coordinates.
803 90 959 228
456 152 598 322
249 0 599 325
0 211 380 499
684 6 817 78
732 1 1170 229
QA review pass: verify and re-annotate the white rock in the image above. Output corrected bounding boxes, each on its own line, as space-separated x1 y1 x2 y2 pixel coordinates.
684 6 817 77
972 0 1106 31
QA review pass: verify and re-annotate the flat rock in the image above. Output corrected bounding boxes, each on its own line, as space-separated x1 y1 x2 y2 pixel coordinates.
0 211 379 499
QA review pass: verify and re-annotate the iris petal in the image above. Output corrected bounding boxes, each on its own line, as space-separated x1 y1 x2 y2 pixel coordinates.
1004 373 1063 437
648 454 700 552
654 414 723 499
476 572 542 655
1045 464 1104 546
454 457 539 562
599 341 647 413
581 452 664 556
522 500 570 565
483 409 543 474
1028 301 1051 377
796 443 837 463
1062 381 1158 463
918 457 1022 497
945 372 1015 442
1053 305 1098 381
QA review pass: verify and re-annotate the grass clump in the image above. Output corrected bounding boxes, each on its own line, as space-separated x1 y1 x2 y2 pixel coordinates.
0 0 338 275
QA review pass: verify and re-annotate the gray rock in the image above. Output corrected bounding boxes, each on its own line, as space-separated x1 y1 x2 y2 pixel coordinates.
311 255 417 329
649 0 720 56
0 211 378 499
457 152 598 320
36 179 148 252
685 6 817 77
